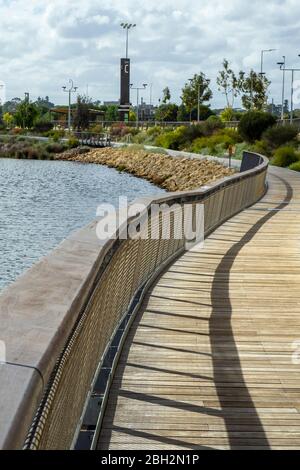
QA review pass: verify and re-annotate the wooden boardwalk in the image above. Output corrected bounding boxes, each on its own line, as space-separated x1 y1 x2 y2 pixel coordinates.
98 166 300 450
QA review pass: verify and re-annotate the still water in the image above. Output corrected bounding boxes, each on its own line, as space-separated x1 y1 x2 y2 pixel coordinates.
0 158 164 291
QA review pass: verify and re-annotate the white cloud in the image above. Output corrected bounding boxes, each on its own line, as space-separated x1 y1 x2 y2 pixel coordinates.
0 0 299 107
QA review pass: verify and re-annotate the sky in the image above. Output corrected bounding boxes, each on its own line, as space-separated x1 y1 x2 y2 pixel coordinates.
0 0 300 109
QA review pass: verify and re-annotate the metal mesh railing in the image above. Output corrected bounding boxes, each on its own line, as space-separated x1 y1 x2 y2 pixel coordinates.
23 152 268 450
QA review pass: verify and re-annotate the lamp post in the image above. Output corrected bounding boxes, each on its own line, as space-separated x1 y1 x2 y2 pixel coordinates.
277 56 286 121
120 23 136 59
188 78 201 123
130 83 147 128
261 49 277 76
278 61 300 124
62 79 78 131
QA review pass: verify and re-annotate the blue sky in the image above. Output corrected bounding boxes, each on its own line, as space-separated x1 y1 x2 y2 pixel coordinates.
0 0 300 108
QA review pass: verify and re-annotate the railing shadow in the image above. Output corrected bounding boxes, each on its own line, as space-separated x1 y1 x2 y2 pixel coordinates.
209 173 293 449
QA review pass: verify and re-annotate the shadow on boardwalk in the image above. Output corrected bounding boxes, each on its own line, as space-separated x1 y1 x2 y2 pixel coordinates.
209 174 293 449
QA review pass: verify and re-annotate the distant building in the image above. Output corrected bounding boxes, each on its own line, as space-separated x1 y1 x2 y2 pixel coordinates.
50 107 105 126
268 99 289 116
132 98 157 121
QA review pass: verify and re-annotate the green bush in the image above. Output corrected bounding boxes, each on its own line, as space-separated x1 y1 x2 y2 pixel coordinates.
90 124 104 134
289 161 300 172
146 126 162 137
201 115 225 136
191 133 235 154
271 146 300 167
34 120 54 133
47 129 65 141
155 126 188 150
234 142 254 160
252 139 272 157
261 125 298 148
45 143 67 154
218 128 243 144
67 137 79 149
238 111 276 142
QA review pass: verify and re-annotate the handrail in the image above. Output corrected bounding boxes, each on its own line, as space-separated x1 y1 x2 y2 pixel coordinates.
0 151 268 449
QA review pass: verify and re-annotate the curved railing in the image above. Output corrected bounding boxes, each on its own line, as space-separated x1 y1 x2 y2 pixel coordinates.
0 151 268 449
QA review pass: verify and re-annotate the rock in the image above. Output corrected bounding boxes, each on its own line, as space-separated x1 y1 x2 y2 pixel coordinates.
54 147 235 192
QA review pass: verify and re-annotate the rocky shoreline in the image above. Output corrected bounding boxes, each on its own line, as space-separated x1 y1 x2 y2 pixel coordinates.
54 147 234 192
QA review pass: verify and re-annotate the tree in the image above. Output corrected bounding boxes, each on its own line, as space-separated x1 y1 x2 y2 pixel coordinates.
162 87 171 104
238 70 271 111
2 97 22 114
129 110 136 121
14 101 39 128
104 105 119 122
238 111 276 142
35 96 55 117
181 73 212 119
3 112 14 128
220 107 236 122
73 95 90 130
217 59 243 109
155 103 178 122
177 104 214 122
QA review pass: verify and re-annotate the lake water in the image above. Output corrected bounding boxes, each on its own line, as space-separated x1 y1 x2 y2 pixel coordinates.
0 158 164 291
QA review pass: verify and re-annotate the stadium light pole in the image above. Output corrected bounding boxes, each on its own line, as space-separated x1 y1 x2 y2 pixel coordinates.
130 83 147 128
120 23 136 59
62 79 78 131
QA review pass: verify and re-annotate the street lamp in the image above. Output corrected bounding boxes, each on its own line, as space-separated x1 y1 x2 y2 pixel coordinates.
189 78 201 123
130 83 147 128
261 49 277 75
278 59 300 124
120 23 136 59
277 57 286 121
62 79 78 131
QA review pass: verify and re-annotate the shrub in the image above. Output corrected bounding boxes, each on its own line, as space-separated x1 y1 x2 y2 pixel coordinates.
48 129 65 141
34 120 54 133
271 146 300 167
146 126 162 137
155 126 188 150
46 143 67 154
218 128 243 144
67 137 79 149
191 133 235 154
252 139 272 157
289 161 300 172
132 131 147 144
238 111 276 142
182 124 206 143
110 123 126 138
201 115 225 136
262 125 298 148
90 124 104 134
220 107 235 122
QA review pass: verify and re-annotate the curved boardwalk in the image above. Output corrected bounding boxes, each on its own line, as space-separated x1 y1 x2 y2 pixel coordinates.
98 166 300 450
